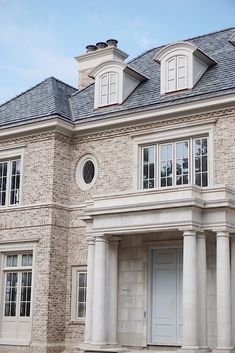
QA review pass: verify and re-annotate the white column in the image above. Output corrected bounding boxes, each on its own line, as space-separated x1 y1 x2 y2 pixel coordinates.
84 237 95 343
231 236 235 346
197 233 208 350
107 238 119 345
92 236 107 344
182 229 199 351
215 231 232 351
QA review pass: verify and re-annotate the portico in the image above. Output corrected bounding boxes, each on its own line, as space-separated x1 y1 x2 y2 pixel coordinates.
81 185 235 353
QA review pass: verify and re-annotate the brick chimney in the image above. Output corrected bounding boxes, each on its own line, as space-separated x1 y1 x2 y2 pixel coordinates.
75 39 128 90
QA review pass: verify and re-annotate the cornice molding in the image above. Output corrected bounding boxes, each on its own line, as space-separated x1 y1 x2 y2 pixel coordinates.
0 92 235 140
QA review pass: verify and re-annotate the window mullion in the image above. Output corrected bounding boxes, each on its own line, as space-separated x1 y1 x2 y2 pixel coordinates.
6 160 11 207
155 144 158 188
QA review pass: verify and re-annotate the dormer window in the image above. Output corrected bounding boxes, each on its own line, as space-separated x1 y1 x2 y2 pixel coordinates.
90 60 147 109
167 55 188 92
155 42 216 95
100 72 118 106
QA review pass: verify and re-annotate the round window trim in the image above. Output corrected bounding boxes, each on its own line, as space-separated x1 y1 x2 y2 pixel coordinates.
76 155 98 190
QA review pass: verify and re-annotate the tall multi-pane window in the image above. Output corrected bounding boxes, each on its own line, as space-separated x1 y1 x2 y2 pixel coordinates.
194 138 208 187
4 254 33 318
2 252 33 341
0 158 21 207
176 141 189 185
141 137 208 189
71 268 87 321
142 146 155 189
76 271 87 318
160 144 173 187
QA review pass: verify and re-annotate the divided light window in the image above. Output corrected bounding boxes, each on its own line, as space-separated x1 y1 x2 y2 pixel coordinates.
167 55 188 92
100 72 118 106
76 271 87 319
3 253 33 318
142 137 208 189
0 158 21 207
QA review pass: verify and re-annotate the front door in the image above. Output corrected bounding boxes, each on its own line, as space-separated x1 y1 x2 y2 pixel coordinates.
151 248 183 345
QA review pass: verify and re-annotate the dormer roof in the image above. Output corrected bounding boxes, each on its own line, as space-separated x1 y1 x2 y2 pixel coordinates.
1 27 235 127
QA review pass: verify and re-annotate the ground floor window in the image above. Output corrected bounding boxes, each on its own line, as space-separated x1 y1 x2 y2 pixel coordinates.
71 267 87 320
1 252 33 342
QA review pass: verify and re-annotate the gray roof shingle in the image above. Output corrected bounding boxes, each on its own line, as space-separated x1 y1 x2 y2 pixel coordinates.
0 77 77 126
71 27 235 121
1 27 235 127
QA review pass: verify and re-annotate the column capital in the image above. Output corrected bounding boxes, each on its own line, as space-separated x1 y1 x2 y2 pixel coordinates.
181 228 198 237
215 230 231 238
86 235 95 244
94 233 109 243
197 231 206 239
109 236 121 245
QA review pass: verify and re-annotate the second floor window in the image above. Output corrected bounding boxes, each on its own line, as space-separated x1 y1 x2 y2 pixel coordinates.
142 137 208 189
100 72 118 106
0 158 21 207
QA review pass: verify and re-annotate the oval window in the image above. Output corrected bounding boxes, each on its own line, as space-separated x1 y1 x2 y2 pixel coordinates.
83 160 95 184
76 155 98 190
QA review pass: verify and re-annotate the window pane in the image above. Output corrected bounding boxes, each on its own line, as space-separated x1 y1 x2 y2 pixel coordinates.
0 161 7 206
194 138 208 187
77 271 87 318
10 159 21 205
20 271 32 317
22 253 33 267
142 146 155 189
79 273 86 287
4 272 18 317
175 141 189 185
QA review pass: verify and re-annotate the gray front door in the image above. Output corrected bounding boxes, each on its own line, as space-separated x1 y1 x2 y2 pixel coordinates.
151 248 183 345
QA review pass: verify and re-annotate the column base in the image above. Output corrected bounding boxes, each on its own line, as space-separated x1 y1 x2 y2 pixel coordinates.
78 342 121 351
212 348 235 353
178 347 200 353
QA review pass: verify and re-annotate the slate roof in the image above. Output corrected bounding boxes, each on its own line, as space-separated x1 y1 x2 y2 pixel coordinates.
71 27 235 121
1 27 235 127
0 77 77 126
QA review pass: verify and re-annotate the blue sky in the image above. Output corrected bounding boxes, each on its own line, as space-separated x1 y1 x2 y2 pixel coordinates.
0 0 234 104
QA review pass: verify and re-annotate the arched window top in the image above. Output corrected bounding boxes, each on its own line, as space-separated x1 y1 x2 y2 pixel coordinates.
99 71 118 106
166 55 188 92
154 41 216 95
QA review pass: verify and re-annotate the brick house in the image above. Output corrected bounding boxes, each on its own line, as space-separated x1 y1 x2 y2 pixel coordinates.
0 27 235 353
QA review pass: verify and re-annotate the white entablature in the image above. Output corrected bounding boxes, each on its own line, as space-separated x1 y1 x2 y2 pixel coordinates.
154 41 216 95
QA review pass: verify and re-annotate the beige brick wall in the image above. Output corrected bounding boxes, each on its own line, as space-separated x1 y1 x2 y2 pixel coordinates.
0 107 234 352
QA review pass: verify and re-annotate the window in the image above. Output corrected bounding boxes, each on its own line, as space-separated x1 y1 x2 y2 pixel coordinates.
76 154 98 190
1 253 33 341
100 72 118 106
71 267 87 320
0 158 21 207
141 137 208 189
166 55 188 92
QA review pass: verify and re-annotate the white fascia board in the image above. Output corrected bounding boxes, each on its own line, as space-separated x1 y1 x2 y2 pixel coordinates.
74 92 235 134
0 116 74 138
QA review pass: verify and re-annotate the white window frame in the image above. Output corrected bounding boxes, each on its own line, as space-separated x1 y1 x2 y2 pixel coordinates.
71 266 87 322
166 55 188 92
133 120 214 191
99 71 118 107
0 147 24 208
142 137 205 189
76 154 98 191
0 241 36 346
